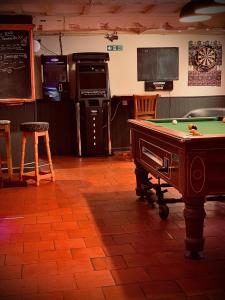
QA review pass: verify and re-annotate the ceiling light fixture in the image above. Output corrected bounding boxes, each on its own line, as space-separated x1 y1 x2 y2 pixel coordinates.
179 1 212 23
214 0 225 3
195 0 225 14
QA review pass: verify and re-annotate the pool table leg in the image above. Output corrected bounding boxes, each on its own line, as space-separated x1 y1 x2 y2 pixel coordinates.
183 196 206 259
135 162 149 197
134 162 155 199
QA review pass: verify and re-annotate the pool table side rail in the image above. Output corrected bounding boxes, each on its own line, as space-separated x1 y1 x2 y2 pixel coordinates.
128 119 225 141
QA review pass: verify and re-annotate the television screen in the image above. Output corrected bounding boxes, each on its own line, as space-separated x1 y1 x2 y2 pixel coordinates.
43 64 67 83
43 84 60 101
79 72 107 90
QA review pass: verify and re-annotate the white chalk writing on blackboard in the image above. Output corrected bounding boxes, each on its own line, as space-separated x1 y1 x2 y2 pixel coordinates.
0 30 28 73
0 29 32 99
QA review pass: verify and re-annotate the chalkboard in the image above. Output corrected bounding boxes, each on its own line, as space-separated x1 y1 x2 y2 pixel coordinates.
0 25 35 104
137 47 179 81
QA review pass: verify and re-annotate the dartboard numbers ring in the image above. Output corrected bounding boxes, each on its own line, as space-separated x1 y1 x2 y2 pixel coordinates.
195 46 216 72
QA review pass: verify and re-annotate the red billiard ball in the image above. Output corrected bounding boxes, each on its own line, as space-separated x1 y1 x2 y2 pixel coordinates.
190 129 201 136
190 128 196 134
192 130 201 136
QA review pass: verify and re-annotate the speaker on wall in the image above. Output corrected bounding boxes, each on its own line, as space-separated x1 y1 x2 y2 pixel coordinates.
0 15 33 24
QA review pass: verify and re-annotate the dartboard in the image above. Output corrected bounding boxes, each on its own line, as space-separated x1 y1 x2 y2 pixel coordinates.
195 46 216 72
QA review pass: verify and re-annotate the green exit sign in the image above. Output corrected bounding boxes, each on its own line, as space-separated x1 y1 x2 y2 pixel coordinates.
107 45 123 51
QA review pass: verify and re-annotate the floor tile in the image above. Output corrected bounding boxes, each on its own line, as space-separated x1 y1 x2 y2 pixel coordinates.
22 291 63 300
37 274 77 293
102 284 146 300
111 267 151 284
0 265 22 280
91 255 127 270
22 261 58 278
0 278 37 296
62 288 105 300
140 280 185 299
74 270 115 289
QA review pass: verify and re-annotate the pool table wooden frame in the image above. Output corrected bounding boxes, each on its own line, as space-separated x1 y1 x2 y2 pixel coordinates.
128 118 225 258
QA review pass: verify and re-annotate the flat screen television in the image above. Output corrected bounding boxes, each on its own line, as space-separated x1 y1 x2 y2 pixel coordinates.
137 47 179 81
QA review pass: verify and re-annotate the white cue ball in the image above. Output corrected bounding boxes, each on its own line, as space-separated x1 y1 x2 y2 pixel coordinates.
172 119 177 125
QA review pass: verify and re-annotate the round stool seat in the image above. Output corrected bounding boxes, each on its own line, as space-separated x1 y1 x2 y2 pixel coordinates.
20 122 49 132
0 120 11 125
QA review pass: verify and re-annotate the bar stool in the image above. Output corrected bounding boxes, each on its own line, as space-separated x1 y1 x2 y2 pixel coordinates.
19 122 55 186
0 120 13 180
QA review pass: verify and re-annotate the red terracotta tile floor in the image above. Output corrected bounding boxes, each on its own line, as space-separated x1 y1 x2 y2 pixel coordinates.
0 155 225 299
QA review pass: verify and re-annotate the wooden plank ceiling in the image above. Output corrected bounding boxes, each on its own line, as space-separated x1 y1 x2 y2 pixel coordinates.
0 0 225 34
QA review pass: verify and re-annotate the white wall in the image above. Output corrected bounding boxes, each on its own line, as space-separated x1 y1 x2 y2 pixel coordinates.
34 33 225 99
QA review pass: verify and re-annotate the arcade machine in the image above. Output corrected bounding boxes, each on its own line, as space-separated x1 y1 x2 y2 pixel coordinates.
72 52 111 156
41 55 69 101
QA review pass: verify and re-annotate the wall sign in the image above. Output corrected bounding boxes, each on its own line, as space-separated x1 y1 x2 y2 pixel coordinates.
107 45 123 51
145 81 173 91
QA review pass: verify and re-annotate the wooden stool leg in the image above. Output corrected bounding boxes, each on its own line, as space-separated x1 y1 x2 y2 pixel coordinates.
33 132 40 186
44 131 55 182
0 155 3 188
5 125 13 180
20 133 27 181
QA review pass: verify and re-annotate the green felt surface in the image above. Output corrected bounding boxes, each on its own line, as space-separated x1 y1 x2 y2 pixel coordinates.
147 117 225 135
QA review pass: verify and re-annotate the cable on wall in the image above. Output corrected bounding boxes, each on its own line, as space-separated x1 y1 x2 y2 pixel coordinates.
168 91 172 117
59 33 63 55
111 100 121 122
40 43 58 55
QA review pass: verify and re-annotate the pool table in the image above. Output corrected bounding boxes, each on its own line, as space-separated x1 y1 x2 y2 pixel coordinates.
128 117 225 258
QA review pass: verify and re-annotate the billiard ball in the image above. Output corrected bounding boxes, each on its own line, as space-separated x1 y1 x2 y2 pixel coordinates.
172 119 177 125
188 124 198 131
222 117 225 123
188 123 193 130
190 129 201 136
190 128 196 134
193 130 201 136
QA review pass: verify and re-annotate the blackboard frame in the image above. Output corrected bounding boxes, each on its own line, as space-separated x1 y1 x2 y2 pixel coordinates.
0 24 35 105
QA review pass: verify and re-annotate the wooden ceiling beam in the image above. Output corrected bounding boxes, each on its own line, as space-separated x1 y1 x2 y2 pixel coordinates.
141 4 155 14
110 5 123 14
80 4 91 15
